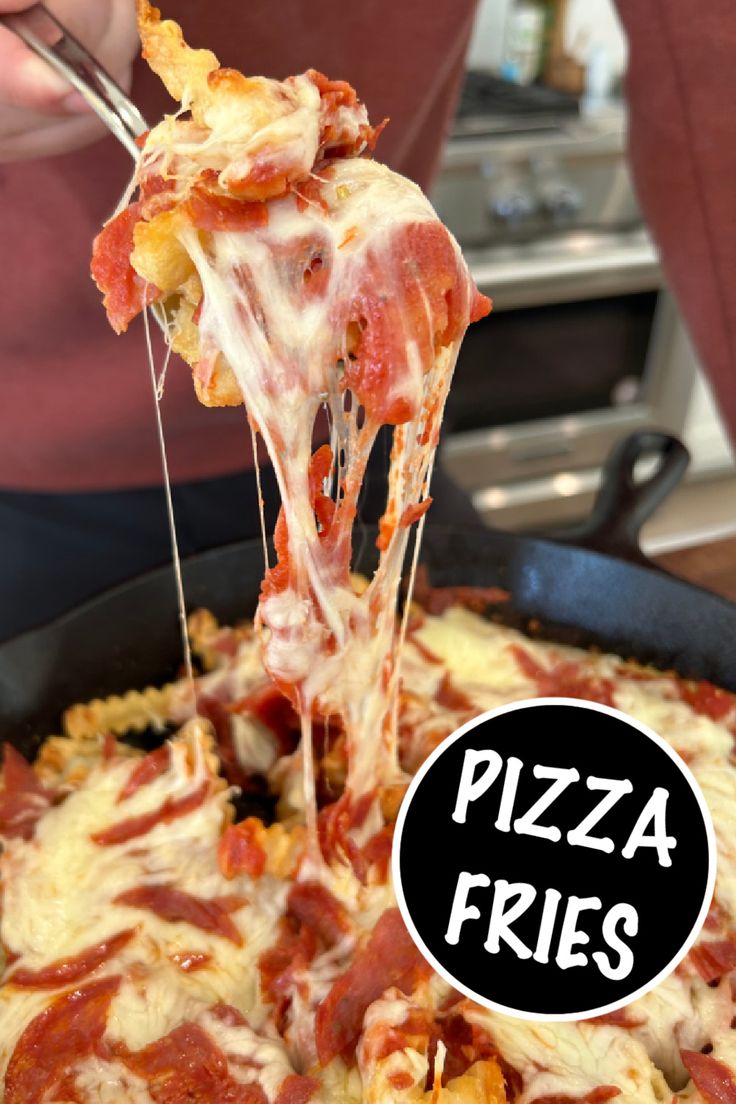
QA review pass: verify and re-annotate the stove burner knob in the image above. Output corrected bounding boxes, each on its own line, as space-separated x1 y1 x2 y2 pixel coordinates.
540 183 583 221
489 189 537 226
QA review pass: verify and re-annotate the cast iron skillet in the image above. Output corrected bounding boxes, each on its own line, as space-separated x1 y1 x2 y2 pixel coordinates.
1 430 735 761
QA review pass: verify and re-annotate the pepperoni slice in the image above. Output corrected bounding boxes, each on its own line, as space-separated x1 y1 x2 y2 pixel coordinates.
511 645 615 707
682 1051 736 1104
115 885 246 945
118 745 171 802
218 819 267 880
435 674 474 712
259 919 318 1030
122 1020 268 1104
314 907 431 1065
690 938 736 982
92 780 210 845
91 202 161 333
411 565 509 616
287 882 350 947
678 679 735 722
340 222 485 425
9 929 135 989
185 186 269 232
275 1074 320 1104
4 975 120 1104
0 744 54 841
399 499 433 529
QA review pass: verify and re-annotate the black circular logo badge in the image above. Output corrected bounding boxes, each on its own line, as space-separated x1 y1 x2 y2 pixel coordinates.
393 698 715 1021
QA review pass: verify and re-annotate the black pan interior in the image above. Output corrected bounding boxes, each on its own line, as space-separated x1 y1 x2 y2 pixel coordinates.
1 523 736 760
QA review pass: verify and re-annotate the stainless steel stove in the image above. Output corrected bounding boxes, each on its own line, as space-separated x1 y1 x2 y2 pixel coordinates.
430 73 734 537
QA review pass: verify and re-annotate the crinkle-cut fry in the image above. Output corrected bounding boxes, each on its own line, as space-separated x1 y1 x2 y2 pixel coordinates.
35 733 141 788
187 607 220 652
136 0 218 109
187 608 254 671
63 684 178 740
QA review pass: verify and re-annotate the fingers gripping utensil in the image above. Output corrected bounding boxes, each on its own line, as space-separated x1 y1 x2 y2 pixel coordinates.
1 4 176 331
1 2 148 159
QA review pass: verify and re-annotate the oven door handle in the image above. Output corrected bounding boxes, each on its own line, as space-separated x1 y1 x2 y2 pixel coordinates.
469 240 662 309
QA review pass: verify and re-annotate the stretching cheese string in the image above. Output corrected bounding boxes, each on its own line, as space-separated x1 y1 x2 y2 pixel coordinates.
143 302 195 701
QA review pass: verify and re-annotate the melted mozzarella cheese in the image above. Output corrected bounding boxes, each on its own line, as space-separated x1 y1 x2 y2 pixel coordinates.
0 727 287 1076
70 1057 152 1104
176 156 471 815
625 972 732 1089
466 1008 671 1104
690 758 736 916
4 606 736 1102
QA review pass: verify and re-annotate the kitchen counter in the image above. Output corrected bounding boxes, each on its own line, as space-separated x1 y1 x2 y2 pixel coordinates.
655 536 736 602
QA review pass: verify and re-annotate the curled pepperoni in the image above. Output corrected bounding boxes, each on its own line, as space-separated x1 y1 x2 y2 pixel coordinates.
259 919 317 1030
185 186 269 232
340 222 491 425
91 202 161 333
219 819 267 880
115 885 246 945
275 1074 320 1104
122 1020 267 1104
287 882 350 947
9 929 135 989
315 907 430 1065
118 745 171 802
0 744 54 841
690 938 736 982
4 976 120 1104
682 1051 736 1104
92 780 209 846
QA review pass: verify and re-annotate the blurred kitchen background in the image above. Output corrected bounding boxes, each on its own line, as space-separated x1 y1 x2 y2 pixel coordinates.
431 0 736 554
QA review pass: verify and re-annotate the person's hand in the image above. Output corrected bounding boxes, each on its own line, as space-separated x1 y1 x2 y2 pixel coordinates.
0 0 139 160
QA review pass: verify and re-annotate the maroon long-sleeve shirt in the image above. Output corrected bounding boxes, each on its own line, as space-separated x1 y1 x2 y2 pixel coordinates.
615 0 736 444
0 1 476 491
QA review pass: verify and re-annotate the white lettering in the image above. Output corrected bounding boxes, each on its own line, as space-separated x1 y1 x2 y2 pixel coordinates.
567 776 634 853
593 903 638 980
514 764 579 843
484 880 536 960
495 756 523 832
532 887 563 964
621 787 677 867
452 750 503 824
444 871 491 944
556 895 602 969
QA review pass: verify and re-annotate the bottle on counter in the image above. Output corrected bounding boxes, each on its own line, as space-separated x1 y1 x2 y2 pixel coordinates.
501 1 547 85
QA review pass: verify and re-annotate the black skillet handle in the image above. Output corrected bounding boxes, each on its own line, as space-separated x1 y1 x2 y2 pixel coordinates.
545 430 690 567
